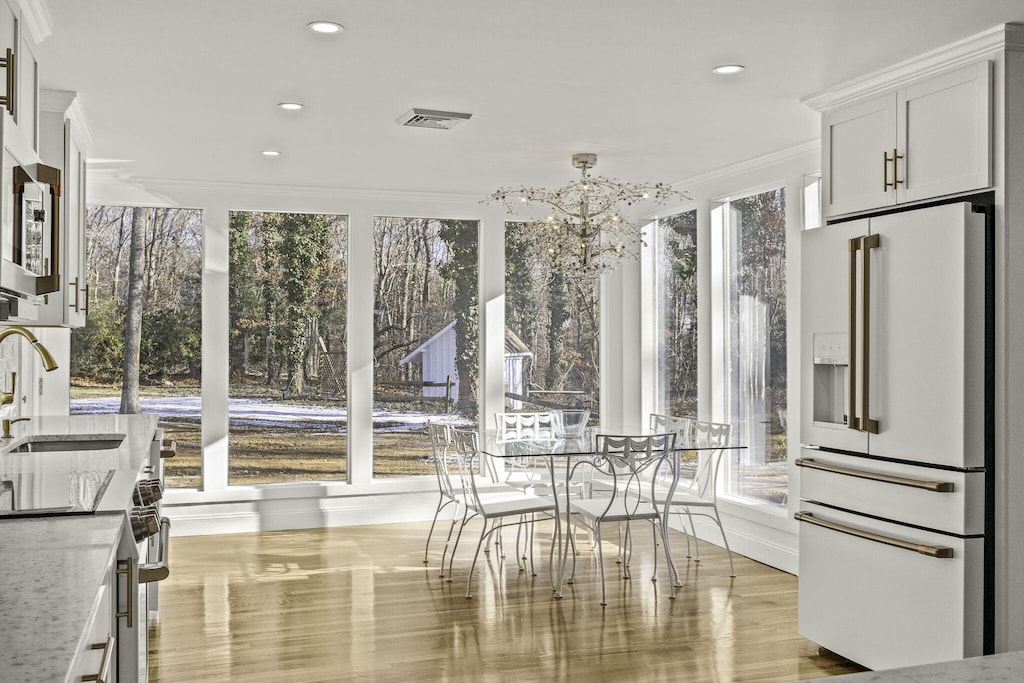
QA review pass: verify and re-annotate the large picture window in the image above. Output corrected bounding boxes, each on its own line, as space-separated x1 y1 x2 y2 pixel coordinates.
71 206 203 488
504 222 599 419
372 217 478 477
654 210 698 418
717 188 788 507
227 211 348 485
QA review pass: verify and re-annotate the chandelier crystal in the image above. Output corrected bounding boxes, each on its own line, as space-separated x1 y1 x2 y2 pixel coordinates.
486 153 689 278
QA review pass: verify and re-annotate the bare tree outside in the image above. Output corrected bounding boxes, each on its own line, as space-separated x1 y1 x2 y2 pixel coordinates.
504 222 600 417
71 206 203 487
372 217 478 477
655 210 698 418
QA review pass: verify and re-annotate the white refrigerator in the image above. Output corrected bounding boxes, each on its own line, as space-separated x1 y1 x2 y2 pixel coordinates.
798 201 991 670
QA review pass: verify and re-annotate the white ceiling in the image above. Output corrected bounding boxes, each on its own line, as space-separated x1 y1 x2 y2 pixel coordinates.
32 1 1024 198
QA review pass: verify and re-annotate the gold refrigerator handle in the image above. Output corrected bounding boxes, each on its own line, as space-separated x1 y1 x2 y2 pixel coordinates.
848 237 860 431
861 234 880 434
794 512 954 558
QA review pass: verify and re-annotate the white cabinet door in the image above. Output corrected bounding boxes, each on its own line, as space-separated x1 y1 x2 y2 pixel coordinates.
800 219 870 454
822 61 992 218
0 1 15 124
866 203 986 468
823 92 897 217
16 27 35 149
898 61 991 204
37 91 89 327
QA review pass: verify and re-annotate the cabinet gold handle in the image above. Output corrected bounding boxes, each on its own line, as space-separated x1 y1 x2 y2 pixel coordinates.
892 147 904 186
795 458 954 492
116 557 134 628
0 48 14 116
69 277 81 313
795 511 953 558
83 283 90 315
82 635 115 682
883 151 893 191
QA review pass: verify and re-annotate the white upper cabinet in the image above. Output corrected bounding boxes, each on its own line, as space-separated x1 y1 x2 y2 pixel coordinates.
822 61 992 218
37 89 89 327
823 93 898 216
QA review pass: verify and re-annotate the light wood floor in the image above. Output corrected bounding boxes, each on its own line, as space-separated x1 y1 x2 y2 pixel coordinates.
148 521 863 682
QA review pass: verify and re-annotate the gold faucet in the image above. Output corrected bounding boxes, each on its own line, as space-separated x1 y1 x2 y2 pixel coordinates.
0 325 58 409
1 416 28 439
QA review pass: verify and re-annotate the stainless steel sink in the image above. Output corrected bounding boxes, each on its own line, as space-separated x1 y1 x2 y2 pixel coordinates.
7 433 127 453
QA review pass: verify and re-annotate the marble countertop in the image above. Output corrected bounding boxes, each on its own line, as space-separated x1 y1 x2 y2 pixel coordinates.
0 414 159 682
801 650 1024 682
0 513 124 682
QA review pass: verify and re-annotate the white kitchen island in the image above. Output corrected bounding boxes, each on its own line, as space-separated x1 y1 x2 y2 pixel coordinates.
0 414 161 683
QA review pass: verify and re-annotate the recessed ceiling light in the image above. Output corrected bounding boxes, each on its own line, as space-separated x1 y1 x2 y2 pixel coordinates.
307 21 343 34
712 64 745 75
261 150 281 157
278 102 304 111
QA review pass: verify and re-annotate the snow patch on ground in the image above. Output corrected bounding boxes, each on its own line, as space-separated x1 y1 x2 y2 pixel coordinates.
70 396 447 432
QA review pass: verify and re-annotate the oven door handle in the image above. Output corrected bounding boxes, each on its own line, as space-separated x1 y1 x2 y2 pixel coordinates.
795 511 953 558
139 517 171 583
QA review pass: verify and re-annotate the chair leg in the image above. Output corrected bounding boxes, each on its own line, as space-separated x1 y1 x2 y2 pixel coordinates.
595 524 607 606
649 521 659 583
659 520 682 589
446 509 474 582
685 509 701 563
676 510 694 558
438 501 461 578
424 498 453 565
466 518 492 599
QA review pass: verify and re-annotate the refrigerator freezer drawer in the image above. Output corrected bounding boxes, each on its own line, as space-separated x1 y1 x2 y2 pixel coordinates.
798 448 985 536
797 502 983 670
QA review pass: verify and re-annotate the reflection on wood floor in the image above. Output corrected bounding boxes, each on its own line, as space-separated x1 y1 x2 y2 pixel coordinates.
148 521 863 682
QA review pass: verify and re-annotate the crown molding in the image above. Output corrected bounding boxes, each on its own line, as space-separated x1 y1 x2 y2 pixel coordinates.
17 0 52 43
676 139 820 190
802 22 1023 112
39 89 94 152
121 177 485 204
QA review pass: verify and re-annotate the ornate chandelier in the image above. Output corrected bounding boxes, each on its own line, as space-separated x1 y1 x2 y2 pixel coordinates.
486 153 689 278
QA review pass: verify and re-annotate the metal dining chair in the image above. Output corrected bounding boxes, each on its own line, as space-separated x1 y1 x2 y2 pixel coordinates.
568 433 680 605
449 427 556 599
655 420 736 577
493 412 556 490
423 422 520 578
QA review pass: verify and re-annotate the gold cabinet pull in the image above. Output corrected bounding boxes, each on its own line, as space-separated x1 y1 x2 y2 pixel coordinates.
796 457 954 492
69 277 81 313
0 48 14 115
82 635 115 682
83 283 90 315
892 147 904 186
883 150 893 191
795 511 953 558
116 557 134 628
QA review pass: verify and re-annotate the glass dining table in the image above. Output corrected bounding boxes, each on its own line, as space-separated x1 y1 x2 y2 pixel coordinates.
479 428 746 599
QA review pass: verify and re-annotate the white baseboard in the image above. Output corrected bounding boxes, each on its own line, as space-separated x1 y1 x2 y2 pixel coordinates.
164 489 800 576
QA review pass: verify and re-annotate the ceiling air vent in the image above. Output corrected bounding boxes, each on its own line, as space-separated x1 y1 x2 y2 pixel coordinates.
396 108 472 130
